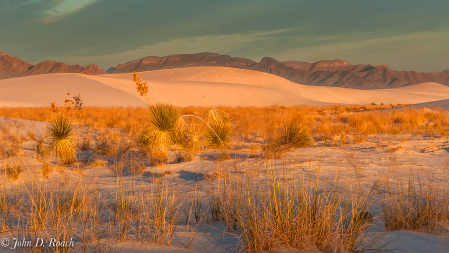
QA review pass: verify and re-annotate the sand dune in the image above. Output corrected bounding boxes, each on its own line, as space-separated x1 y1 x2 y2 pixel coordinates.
2 66 449 107
0 73 146 107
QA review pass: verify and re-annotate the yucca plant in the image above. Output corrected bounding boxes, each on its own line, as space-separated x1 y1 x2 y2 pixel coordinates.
138 104 180 165
150 104 179 132
48 115 77 164
133 73 231 161
47 93 82 164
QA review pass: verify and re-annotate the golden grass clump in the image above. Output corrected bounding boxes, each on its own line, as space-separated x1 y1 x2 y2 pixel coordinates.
41 162 53 177
281 119 311 148
206 108 232 149
206 167 377 252
145 130 172 165
381 174 448 233
92 159 108 167
175 123 204 162
4 163 23 180
36 138 49 160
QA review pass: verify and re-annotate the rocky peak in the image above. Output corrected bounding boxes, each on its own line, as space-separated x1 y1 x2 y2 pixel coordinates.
0 51 33 79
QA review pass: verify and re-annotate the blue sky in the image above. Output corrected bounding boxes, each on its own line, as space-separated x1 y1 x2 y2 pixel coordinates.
1 0 448 72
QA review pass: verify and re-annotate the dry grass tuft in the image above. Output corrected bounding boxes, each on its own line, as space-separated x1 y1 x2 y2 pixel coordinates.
92 159 108 167
206 108 232 149
381 174 449 233
281 119 311 148
41 162 53 177
4 163 23 180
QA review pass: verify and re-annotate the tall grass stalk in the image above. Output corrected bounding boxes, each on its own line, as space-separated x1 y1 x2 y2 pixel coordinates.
381 172 447 233
205 163 381 252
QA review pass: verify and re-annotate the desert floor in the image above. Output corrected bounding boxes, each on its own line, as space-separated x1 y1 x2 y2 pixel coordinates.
1 114 449 253
1 67 449 252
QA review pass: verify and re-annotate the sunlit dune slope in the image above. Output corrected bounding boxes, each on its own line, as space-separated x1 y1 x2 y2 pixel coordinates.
0 73 146 107
2 66 449 107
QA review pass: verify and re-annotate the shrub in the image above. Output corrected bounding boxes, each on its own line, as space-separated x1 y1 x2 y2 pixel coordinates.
147 130 172 165
5 163 22 180
281 119 311 147
175 123 204 162
206 108 232 149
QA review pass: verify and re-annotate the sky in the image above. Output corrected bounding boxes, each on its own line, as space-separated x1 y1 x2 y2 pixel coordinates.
1 0 449 72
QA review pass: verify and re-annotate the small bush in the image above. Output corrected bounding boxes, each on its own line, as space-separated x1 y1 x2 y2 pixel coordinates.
139 129 172 165
176 123 204 161
41 162 53 177
262 142 289 159
206 108 232 149
281 120 311 148
27 129 36 141
102 145 118 156
5 164 22 180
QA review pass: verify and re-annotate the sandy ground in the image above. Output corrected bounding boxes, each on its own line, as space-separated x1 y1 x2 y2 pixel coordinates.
1 116 449 253
2 66 449 252
2 67 449 107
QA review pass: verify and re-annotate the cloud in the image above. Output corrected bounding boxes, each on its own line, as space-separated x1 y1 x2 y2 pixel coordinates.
48 25 449 73
42 0 97 23
52 29 294 69
274 27 449 72
2 0 448 72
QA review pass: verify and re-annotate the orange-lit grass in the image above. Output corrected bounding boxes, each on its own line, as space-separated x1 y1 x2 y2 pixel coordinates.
1 105 448 141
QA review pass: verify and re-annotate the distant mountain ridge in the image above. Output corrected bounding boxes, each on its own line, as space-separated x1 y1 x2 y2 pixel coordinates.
0 51 33 79
1 51 448 89
0 51 106 79
112 52 256 73
24 60 106 76
110 52 449 89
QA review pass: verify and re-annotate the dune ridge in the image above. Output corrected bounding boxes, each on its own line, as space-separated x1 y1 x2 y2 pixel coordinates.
2 66 449 107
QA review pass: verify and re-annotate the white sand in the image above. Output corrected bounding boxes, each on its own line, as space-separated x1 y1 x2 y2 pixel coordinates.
2 66 449 107
1 116 449 252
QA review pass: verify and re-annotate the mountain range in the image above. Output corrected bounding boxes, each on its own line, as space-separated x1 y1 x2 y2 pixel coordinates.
0 51 106 79
1 51 448 90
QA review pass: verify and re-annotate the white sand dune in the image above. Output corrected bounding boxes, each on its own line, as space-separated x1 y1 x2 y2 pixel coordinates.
2 66 449 107
0 73 146 107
